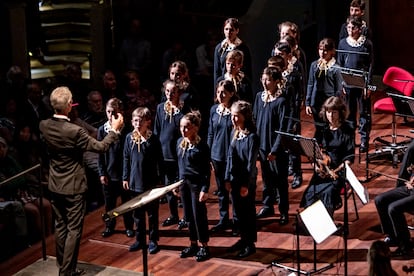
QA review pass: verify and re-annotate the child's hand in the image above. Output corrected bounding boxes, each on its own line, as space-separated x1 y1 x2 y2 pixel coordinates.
199 191 208 202
122 181 129 190
100 176 108 185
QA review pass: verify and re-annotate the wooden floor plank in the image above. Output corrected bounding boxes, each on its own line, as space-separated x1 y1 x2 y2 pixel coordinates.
3 98 414 275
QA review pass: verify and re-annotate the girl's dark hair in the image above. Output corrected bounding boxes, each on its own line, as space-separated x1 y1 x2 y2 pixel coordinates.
262 66 283 81
347 15 363 29
183 110 202 128
223 17 240 29
318 38 336 51
215 79 239 103
319 96 349 122
231 100 256 133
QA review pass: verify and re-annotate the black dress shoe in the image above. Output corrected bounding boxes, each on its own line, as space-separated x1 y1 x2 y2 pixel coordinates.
148 241 160 254
162 216 178 227
237 244 256 258
129 241 143 252
291 175 302 189
256 207 275 218
101 227 114 237
279 213 289 225
177 218 188 230
180 245 199 258
125 229 135 237
195 246 210 262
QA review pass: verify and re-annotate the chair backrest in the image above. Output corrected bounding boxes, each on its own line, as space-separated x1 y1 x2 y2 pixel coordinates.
383 66 414 97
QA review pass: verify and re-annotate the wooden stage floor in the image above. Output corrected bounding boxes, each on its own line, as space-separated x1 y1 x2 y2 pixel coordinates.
3 97 414 276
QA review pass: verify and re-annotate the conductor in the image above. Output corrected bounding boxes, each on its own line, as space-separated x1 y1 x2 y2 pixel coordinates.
39 86 124 276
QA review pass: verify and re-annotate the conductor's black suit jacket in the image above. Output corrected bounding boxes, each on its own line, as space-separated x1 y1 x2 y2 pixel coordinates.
39 116 119 195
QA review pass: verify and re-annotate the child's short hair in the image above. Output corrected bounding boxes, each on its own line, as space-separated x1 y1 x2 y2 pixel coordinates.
106 97 123 113
347 15 363 29
350 0 365 10
132 107 152 121
226 49 244 65
267 56 286 71
262 66 283 81
318 38 336 51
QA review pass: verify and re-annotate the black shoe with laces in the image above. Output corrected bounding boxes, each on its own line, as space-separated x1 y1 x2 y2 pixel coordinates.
180 245 199 258
195 246 210 262
237 244 256 258
162 216 178 227
177 218 188 230
279 213 289 225
101 227 114 237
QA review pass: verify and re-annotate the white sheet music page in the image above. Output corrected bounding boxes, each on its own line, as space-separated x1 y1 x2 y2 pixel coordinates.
345 163 369 204
299 200 338 244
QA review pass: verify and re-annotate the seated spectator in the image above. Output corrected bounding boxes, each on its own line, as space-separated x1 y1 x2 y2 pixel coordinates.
0 136 52 245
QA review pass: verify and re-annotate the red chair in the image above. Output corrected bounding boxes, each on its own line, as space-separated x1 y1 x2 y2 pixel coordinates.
371 66 414 167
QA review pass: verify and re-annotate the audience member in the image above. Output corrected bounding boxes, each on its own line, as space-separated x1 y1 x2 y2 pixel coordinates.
367 240 398 276
0 136 52 244
118 18 152 81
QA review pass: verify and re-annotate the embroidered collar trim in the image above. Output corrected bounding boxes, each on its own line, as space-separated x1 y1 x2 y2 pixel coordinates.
346 35 366 47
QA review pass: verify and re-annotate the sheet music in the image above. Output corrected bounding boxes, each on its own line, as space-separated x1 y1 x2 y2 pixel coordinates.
345 163 369 204
299 200 338 244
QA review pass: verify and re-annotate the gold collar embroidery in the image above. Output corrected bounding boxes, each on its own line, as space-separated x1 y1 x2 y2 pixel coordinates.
164 100 183 122
131 130 152 152
317 57 336 77
179 136 201 157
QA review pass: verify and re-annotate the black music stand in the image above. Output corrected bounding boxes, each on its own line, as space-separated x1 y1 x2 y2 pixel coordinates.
272 131 335 275
103 180 183 276
338 66 375 182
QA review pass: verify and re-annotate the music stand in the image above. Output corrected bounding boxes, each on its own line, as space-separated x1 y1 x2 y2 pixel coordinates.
272 131 335 275
102 180 183 276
